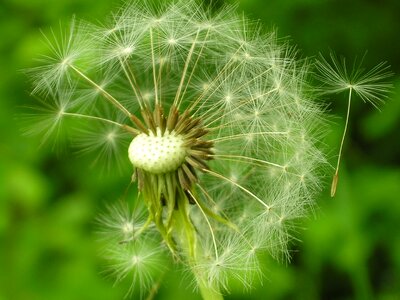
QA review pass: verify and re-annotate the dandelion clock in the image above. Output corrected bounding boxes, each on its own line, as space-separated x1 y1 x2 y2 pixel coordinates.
26 0 391 299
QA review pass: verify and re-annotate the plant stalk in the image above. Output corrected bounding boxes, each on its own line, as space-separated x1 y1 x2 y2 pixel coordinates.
198 280 224 300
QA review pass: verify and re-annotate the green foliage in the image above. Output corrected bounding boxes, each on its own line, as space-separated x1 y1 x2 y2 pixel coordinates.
1 0 399 299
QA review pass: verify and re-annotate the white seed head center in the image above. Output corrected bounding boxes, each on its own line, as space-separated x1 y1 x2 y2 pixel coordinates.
128 128 186 174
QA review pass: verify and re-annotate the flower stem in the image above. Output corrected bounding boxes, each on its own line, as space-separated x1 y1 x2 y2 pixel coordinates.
171 195 224 300
198 280 224 300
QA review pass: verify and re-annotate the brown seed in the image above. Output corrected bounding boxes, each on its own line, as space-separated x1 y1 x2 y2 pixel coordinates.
166 105 179 131
137 169 144 191
182 163 198 185
185 128 209 139
174 110 190 132
186 155 209 171
175 117 192 134
184 189 196 205
129 115 148 133
154 104 166 133
178 167 191 190
185 118 201 132
141 108 156 133
188 148 214 157
193 140 214 148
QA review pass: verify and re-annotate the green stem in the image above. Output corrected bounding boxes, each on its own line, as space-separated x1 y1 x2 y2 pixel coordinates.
172 193 224 300
198 280 224 300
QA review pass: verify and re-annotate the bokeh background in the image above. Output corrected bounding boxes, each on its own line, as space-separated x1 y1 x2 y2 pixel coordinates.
1 0 399 299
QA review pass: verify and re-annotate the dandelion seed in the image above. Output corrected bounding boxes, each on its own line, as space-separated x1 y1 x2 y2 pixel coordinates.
315 53 392 197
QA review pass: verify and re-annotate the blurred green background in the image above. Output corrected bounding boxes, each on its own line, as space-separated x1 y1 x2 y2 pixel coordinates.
1 0 399 299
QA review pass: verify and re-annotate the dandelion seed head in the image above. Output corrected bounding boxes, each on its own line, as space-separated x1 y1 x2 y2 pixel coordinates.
26 0 392 297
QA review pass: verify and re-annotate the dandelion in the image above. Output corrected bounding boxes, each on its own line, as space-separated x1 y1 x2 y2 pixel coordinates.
26 1 391 299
